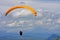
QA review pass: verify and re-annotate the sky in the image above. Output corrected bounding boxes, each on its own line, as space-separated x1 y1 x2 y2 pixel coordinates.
0 0 60 39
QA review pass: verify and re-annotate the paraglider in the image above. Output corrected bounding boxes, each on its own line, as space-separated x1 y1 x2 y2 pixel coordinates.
5 5 37 36
19 31 23 36
5 5 37 16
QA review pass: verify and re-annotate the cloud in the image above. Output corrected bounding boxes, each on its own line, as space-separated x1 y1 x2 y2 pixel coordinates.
35 20 44 25
56 18 60 24
18 1 28 5
7 21 16 27
0 0 60 35
12 9 31 18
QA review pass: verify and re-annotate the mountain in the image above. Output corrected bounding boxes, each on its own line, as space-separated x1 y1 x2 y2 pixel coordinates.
47 34 60 40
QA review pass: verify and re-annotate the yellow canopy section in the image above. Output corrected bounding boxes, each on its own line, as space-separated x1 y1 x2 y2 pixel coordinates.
5 5 37 16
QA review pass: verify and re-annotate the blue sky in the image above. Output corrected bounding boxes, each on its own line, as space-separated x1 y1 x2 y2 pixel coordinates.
0 0 60 39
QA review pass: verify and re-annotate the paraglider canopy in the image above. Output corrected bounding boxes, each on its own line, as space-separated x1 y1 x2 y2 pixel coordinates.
5 5 37 16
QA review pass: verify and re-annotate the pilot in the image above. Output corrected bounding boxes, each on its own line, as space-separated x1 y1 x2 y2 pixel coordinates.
19 31 23 36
